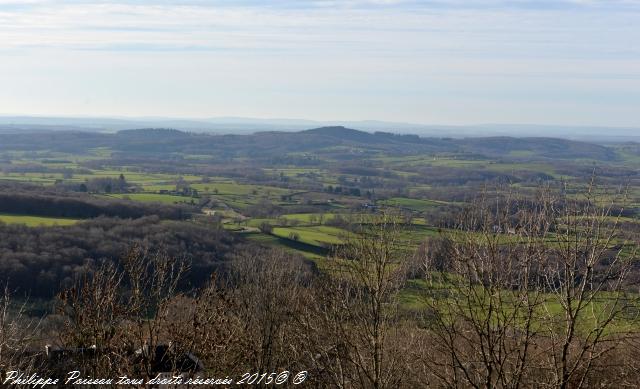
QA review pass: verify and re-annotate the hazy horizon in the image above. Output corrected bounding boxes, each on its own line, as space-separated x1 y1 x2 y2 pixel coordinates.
1 113 640 130
2 114 640 142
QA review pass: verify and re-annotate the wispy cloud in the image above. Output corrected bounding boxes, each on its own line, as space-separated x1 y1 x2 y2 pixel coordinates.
0 0 638 125
1 0 637 55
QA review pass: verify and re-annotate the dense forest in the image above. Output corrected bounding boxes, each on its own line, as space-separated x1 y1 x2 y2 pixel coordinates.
0 215 238 297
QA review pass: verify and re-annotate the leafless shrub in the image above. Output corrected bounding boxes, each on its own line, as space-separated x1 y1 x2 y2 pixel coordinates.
416 188 552 388
537 182 638 388
417 182 639 388
162 274 249 378
56 261 130 376
0 286 42 376
56 244 189 378
299 212 411 389
228 248 313 375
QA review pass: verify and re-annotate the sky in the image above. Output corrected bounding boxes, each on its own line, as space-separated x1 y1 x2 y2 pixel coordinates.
0 0 639 127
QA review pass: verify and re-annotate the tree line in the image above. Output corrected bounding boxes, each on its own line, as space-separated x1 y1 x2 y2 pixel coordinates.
0 183 191 220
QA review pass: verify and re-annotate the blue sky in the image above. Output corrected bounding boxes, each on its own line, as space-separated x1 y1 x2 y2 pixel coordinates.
0 0 639 126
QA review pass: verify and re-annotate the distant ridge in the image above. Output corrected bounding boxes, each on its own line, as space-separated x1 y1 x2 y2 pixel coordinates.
301 126 377 142
117 128 192 137
0 126 617 161
1 115 639 141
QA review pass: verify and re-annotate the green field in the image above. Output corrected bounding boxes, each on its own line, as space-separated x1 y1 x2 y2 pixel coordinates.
399 278 638 334
107 193 197 204
380 197 447 211
280 213 348 224
245 232 326 261
272 225 349 247
0 214 80 226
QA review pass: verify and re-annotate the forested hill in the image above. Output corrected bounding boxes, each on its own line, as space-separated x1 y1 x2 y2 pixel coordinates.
0 126 617 161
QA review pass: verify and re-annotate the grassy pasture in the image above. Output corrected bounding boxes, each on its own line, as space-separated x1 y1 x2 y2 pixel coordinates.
399 278 639 334
245 232 326 261
281 213 322 223
107 193 197 204
0 176 58 184
0 213 80 226
244 213 347 228
486 162 557 176
380 197 447 212
272 226 349 247
280 213 356 224
190 182 291 196
263 168 324 177
71 171 202 184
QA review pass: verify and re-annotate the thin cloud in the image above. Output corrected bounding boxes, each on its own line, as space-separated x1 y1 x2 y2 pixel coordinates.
0 0 638 125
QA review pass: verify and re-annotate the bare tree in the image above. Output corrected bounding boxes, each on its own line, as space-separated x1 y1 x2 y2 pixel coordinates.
0 286 41 375
163 273 250 378
57 261 130 375
120 245 189 378
229 247 313 376
57 245 189 378
418 183 639 388
539 182 638 388
303 212 409 389
418 189 553 388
